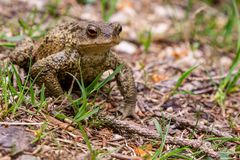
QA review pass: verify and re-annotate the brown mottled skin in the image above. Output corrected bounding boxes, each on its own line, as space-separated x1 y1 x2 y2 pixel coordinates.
10 19 137 119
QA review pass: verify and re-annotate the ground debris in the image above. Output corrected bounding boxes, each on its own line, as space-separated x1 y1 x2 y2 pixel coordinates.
16 155 40 160
154 111 233 138
0 125 35 155
100 116 219 158
1 0 240 159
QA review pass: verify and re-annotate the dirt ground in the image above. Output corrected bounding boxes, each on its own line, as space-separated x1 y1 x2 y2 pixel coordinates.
0 0 240 160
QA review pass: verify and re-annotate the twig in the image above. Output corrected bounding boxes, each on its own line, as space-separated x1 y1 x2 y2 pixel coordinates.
110 153 143 160
154 112 233 138
188 71 238 82
100 116 219 158
0 122 44 125
55 138 88 150
0 155 11 160
44 114 82 136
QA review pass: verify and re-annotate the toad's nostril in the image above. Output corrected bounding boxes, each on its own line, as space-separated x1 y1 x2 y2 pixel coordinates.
114 23 122 35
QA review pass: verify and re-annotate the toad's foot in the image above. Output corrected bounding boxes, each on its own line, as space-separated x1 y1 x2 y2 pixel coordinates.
119 105 141 121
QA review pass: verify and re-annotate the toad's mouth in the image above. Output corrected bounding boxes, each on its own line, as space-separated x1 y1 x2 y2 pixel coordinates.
80 42 120 49
79 42 119 54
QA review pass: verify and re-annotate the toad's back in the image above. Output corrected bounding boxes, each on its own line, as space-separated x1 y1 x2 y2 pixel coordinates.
33 20 84 60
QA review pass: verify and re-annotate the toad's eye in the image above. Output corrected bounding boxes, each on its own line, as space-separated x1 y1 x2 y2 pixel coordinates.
87 25 99 38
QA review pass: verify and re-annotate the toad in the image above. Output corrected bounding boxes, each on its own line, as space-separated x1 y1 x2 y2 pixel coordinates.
10 19 137 119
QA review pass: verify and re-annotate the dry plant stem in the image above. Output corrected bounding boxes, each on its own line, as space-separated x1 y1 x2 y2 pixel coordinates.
154 112 233 138
55 138 88 150
0 122 43 125
110 153 143 160
188 70 238 82
44 114 82 136
100 116 219 159
0 156 11 160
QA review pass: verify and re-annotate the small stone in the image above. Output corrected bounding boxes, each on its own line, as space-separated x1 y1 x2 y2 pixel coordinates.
153 5 185 19
0 126 35 155
17 155 40 160
0 156 11 160
220 56 232 67
114 41 137 55
166 107 173 113
199 120 208 125
110 8 136 24
151 23 170 40
76 152 91 160
112 134 124 140
80 6 99 21
41 145 52 153
27 0 48 10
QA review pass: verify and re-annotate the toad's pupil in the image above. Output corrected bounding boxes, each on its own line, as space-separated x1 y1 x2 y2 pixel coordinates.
87 27 98 38
89 28 96 34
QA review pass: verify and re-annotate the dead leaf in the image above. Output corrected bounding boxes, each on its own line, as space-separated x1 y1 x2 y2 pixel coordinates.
137 110 145 117
117 0 133 10
134 147 147 157
233 127 240 133
134 144 153 158
171 47 188 59
145 144 153 151
151 74 168 83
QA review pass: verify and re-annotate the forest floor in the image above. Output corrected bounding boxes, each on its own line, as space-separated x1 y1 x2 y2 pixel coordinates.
0 0 240 159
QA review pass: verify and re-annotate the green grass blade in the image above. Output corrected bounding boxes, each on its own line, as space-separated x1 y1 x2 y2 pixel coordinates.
75 107 99 122
29 82 35 105
215 0 240 104
154 118 163 139
74 101 88 121
78 124 96 159
3 35 25 42
0 42 16 48
101 0 117 22
226 69 240 93
206 137 240 142
86 73 103 93
89 64 124 94
233 0 240 52
223 4 235 41
159 147 190 160
11 64 23 91
8 85 18 96
37 84 46 111
18 18 29 30
152 120 171 159
175 65 199 90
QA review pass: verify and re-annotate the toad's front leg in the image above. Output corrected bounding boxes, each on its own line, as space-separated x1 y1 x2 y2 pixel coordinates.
106 52 138 119
31 50 79 97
